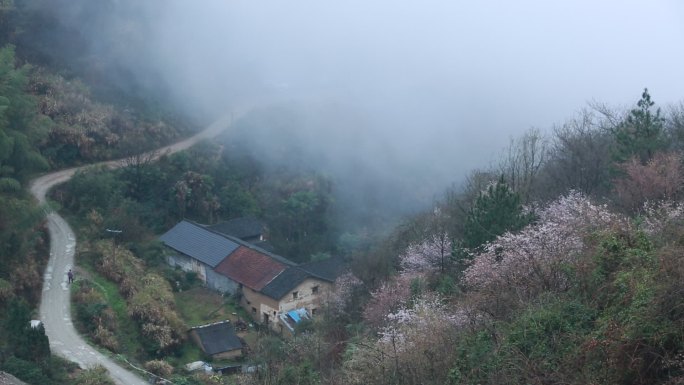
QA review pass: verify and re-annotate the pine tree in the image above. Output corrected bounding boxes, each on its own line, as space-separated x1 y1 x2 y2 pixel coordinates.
463 176 531 250
612 88 665 164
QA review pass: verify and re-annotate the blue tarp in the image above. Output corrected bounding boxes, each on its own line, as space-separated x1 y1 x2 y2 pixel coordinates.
287 310 302 323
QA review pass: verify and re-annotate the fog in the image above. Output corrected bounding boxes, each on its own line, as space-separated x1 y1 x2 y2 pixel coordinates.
49 0 684 224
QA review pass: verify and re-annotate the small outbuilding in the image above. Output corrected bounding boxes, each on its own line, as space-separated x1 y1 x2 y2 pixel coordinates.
189 321 243 360
206 216 267 243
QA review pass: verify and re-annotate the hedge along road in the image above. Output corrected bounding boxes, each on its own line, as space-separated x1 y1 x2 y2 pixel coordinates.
30 107 247 385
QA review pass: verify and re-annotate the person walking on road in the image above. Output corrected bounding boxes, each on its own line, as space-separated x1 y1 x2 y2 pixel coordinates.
67 269 74 284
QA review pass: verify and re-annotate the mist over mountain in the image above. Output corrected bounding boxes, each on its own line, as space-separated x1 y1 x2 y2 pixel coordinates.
23 0 684 224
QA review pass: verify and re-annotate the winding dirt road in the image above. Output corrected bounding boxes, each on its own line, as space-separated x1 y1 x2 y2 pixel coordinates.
30 109 244 385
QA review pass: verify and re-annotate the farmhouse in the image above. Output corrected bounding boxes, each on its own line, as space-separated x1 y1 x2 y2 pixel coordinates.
160 220 343 333
260 257 343 332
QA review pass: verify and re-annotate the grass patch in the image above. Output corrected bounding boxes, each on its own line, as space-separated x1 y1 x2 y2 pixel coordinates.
175 287 242 327
166 342 204 368
76 250 145 360
89 273 144 358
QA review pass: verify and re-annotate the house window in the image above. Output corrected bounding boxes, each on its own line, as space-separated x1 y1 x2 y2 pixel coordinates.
312 285 319 294
292 291 298 299
252 307 256 314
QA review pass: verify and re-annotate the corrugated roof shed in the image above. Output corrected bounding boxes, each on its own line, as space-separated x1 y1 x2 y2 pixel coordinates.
214 246 287 291
160 220 239 268
190 321 242 355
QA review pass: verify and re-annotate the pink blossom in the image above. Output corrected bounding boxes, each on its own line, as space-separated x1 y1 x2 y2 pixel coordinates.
399 233 452 274
328 271 363 310
378 295 467 352
362 274 414 328
464 191 623 297
640 200 684 236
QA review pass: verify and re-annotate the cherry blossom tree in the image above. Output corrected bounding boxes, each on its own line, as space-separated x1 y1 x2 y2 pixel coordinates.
362 274 414 328
346 295 469 385
464 191 622 300
327 271 363 312
399 232 452 274
640 200 684 238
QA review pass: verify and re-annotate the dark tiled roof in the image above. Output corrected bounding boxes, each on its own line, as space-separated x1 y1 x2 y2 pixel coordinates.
260 257 346 300
252 240 275 253
214 246 287 291
160 220 239 267
299 257 345 282
206 217 264 240
260 267 311 300
190 321 242 355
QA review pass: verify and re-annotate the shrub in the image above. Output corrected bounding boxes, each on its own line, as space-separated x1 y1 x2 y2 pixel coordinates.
72 366 116 385
0 356 51 384
144 359 174 377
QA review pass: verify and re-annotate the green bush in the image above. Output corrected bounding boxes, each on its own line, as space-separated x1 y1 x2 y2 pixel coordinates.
1 356 51 384
449 330 498 385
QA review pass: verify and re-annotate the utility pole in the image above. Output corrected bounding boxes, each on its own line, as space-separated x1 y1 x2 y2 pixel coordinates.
105 229 123 261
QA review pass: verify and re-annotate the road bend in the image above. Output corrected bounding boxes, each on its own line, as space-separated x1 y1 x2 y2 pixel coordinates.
30 108 247 385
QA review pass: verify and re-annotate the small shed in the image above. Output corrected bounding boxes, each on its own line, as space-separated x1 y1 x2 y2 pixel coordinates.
189 321 243 360
206 217 266 243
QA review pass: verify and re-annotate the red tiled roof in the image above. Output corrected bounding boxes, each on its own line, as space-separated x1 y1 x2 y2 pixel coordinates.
214 246 287 290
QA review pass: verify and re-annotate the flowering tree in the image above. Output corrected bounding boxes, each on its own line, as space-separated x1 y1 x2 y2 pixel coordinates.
362 274 414 328
378 295 469 349
327 271 363 313
399 232 452 274
346 295 467 385
640 200 684 239
464 191 621 300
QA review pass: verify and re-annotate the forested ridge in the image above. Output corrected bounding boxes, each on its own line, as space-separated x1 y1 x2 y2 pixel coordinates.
1 1 684 384
0 1 195 383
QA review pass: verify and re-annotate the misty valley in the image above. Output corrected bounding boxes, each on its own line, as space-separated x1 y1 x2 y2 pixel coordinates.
1 1 684 385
